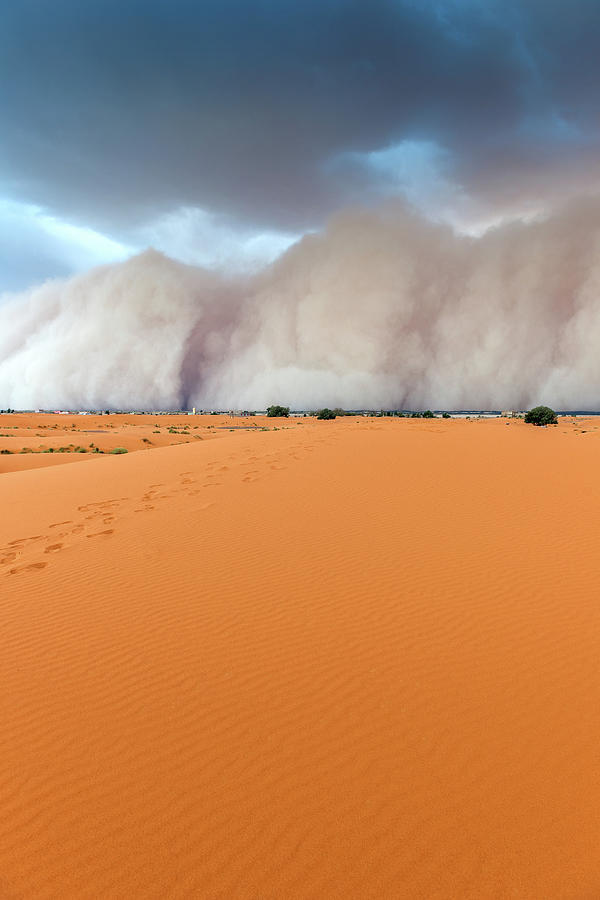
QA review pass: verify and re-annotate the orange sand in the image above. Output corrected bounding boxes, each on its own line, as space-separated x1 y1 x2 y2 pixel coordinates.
2 415 600 897
0 413 278 472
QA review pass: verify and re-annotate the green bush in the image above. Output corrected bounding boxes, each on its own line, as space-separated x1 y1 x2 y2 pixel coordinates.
524 406 557 426
317 408 337 420
442 412 451 418
266 405 290 417
422 410 435 418
110 447 128 454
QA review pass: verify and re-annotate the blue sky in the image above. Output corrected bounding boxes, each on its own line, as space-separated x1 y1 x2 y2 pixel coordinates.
2 0 600 292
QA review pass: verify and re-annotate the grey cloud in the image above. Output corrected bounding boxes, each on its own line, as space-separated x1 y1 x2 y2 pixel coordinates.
0 0 535 238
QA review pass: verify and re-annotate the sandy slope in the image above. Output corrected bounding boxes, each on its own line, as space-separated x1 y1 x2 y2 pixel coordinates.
0 413 282 472
2 417 600 898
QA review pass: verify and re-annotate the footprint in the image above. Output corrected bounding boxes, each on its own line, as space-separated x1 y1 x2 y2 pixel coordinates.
44 543 63 553
86 529 114 538
0 552 17 564
8 562 47 575
8 535 42 546
49 521 72 529
79 498 127 512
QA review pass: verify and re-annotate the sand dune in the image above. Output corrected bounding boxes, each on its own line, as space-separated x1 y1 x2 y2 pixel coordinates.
0 413 273 473
2 416 600 897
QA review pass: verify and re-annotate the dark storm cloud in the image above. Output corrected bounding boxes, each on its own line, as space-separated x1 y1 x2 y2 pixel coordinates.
0 0 521 232
1 0 599 237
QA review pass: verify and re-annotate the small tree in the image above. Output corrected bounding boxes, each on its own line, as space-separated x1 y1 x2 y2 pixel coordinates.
422 410 435 418
317 408 337 420
524 406 557 426
266 405 290 417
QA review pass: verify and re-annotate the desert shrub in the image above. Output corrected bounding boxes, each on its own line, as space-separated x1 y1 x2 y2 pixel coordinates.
423 410 435 418
317 408 336 420
524 406 557 426
110 447 128 454
0 449 12 454
442 412 451 418
267 405 290 417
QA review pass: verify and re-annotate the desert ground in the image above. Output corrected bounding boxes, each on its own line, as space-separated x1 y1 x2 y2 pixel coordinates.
2 413 600 898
